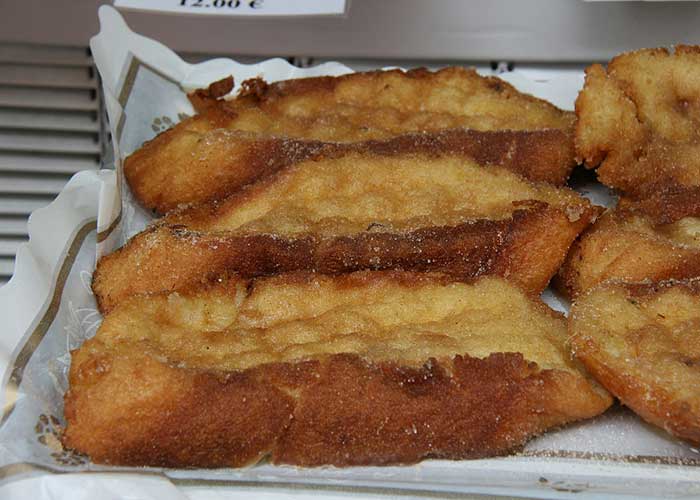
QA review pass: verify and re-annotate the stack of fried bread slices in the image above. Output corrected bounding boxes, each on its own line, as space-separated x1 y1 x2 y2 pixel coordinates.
563 46 700 446
68 63 700 468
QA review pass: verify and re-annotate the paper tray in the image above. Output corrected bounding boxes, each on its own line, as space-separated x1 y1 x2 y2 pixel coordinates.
1 6 699 499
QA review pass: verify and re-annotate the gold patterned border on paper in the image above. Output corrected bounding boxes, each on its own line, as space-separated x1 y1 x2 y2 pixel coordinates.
1 219 96 428
100 53 184 245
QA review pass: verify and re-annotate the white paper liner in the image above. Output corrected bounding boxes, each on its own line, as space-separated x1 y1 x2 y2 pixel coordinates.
1 5 699 498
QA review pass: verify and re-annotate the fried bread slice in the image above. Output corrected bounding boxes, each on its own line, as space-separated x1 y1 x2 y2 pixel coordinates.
569 279 700 444
198 67 574 136
576 46 700 198
123 68 576 213
558 188 700 298
64 273 611 467
126 128 575 214
94 152 599 312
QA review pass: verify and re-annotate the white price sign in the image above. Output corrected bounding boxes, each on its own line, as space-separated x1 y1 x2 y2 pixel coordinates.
114 0 347 16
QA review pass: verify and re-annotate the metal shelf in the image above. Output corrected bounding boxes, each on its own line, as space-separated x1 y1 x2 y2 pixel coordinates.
0 43 102 285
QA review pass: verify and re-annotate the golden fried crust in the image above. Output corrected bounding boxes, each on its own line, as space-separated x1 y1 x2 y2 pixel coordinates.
158 150 592 236
124 129 326 214
557 201 700 298
93 204 595 313
100 144 597 312
125 128 575 214
90 272 591 373
64 349 608 467
63 343 298 467
575 47 700 198
188 75 234 110
276 353 606 466
123 68 576 213
64 275 611 467
231 67 574 132
569 279 700 444
618 185 700 225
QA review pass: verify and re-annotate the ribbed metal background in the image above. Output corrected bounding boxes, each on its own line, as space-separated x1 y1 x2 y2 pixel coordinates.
0 43 102 285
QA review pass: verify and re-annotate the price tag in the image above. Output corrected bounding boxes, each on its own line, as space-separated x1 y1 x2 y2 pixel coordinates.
114 0 347 16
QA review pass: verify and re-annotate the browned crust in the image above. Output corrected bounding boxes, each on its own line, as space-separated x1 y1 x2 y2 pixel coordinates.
619 275 700 298
557 206 700 298
124 67 576 214
224 67 574 139
188 75 235 112
235 67 571 123
125 127 575 214
63 347 610 467
359 129 574 185
572 349 700 445
93 203 596 313
124 129 327 214
555 236 593 299
62 342 301 468
575 46 700 198
569 279 700 445
618 185 700 225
